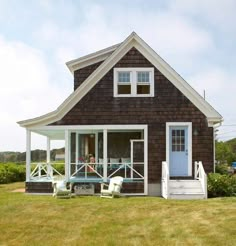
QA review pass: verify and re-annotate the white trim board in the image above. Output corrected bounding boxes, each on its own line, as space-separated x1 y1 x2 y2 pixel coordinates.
66 43 121 73
166 122 192 176
18 32 222 128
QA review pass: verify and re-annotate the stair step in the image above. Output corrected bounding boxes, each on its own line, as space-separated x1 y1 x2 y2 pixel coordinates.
170 187 203 193
169 193 206 200
170 191 204 195
162 179 206 199
169 181 202 189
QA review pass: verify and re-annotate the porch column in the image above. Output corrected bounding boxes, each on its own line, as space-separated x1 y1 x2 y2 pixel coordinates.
75 132 79 172
144 126 148 195
65 130 70 181
26 129 31 182
46 137 51 163
95 132 98 163
46 137 51 178
103 129 107 182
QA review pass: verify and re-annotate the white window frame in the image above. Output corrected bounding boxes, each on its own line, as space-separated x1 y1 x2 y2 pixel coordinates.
114 67 154 97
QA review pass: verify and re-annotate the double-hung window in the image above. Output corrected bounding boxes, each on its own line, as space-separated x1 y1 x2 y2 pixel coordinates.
114 67 154 97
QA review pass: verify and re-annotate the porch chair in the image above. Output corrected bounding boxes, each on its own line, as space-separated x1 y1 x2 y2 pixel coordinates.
100 176 124 198
52 180 72 198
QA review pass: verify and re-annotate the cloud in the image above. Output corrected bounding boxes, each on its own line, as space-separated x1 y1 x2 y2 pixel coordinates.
169 0 236 33
33 1 214 68
0 36 70 151
188 68 236 134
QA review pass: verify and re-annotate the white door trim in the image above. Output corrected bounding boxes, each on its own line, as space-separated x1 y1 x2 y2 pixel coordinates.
166 122 192 176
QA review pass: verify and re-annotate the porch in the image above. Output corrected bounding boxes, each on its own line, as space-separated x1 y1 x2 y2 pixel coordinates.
25 125 148 195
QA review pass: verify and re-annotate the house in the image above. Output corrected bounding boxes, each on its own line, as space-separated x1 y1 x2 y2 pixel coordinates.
55 154 65 161
18 32 222 199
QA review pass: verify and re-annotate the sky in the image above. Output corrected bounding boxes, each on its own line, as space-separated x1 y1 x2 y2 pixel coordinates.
0 0 236 152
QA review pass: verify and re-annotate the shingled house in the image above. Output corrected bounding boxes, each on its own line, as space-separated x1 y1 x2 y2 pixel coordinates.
18 32 222 199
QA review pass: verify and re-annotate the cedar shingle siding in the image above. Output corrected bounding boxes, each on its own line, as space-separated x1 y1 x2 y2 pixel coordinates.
51 47 214 183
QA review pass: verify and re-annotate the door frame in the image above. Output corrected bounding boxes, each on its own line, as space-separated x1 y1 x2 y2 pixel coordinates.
166 122 192 176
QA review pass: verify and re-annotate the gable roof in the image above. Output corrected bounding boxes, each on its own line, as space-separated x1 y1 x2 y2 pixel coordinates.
18 32 222 128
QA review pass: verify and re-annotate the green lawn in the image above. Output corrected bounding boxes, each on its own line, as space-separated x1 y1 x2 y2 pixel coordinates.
0 183 236 246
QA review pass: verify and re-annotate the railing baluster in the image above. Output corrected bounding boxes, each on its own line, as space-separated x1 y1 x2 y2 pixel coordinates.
194 161 207 199
162 161 169 199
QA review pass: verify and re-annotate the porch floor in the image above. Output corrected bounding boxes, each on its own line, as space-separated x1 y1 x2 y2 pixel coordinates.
28 176 144 183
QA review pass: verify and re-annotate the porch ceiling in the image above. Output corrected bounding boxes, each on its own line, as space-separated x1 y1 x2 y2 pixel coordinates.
33 129 65 140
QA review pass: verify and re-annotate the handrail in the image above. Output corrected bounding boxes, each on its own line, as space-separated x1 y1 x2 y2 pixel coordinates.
162 161 169 199
194 161 207 199
70 162 144 180
30 162 64 181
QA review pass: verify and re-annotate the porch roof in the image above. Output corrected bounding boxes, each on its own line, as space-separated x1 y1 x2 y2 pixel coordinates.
30 124 147 139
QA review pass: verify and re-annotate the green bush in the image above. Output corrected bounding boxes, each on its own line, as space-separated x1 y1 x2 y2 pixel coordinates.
208 173 236 197
52 163 65 175
215 163 229 175
0 163 25 184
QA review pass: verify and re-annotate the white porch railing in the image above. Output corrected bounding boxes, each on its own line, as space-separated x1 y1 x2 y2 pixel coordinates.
194 161 208 199
108 162 144 180
162 161 169 199
70 163 103 179
30 163 64 181
70 162 144 181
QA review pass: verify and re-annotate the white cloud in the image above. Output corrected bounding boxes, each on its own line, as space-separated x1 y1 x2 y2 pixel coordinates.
0 36 70 151
188 68 236 140
169 0 236 33
34 2 214 67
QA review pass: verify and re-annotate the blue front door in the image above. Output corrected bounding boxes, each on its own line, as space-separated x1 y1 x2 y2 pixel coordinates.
169 126 188 176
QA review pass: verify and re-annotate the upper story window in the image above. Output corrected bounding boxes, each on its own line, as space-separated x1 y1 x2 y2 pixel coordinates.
114 68 154 97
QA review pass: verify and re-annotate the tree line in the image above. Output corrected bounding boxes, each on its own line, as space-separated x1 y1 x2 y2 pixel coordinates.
0 148 65 163
216 138 236 165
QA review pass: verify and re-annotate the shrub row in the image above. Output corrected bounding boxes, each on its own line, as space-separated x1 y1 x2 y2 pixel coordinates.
208 173 236 197
0 163 25 184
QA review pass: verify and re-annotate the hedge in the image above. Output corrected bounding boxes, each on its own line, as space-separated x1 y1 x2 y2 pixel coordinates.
208 173 236 197
0 163 25 184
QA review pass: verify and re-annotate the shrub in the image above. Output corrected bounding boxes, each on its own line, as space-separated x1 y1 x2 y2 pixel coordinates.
0 163 25 184
215 163 229 175
208 173 236 197
52 163 65 175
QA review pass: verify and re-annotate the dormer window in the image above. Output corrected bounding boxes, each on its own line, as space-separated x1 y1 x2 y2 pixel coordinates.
114 68 154 97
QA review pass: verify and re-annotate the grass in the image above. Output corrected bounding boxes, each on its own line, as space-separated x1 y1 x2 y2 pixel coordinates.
0 183 236 246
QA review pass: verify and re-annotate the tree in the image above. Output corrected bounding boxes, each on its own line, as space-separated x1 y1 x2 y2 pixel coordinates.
216 141 235 165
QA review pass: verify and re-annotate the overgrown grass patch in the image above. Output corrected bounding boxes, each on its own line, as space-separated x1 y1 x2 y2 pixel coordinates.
0 182 235 246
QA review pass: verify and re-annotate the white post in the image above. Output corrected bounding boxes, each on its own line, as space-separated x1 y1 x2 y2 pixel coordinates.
46 137 51 178
65 130 70 181
46 137 51 163
103 129 107 182
26 129 31 182
130 140 134 179
95 132 98 163
213 127 216 173
144 126 148 195
75 132 79 172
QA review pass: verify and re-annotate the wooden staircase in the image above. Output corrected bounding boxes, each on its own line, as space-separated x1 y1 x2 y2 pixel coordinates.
162 161 207 200
168 179 205 199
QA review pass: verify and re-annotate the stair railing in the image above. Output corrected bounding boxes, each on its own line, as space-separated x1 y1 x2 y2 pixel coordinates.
162 161 169 199
194 161 208 199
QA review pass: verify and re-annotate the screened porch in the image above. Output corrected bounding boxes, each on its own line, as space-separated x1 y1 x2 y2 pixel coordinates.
26 125 148 194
